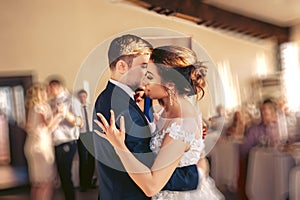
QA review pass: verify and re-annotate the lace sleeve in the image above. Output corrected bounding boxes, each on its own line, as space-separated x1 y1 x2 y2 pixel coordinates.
165 120 198 145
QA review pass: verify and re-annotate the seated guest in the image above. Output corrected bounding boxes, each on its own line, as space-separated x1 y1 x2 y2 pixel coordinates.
276 96 299 143
209 104 226 132
241 98 280 157
239 99 279 200
225 110 246 141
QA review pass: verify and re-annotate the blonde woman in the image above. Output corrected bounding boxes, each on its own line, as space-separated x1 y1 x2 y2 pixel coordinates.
24 83 64 200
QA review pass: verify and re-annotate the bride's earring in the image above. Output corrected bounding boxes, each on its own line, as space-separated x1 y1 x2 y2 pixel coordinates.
167 89 173 106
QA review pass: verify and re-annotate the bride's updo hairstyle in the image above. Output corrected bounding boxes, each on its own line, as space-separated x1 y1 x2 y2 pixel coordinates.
150 45 207 99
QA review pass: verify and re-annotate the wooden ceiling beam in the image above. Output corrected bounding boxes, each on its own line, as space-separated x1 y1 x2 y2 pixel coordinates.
129 0 290 44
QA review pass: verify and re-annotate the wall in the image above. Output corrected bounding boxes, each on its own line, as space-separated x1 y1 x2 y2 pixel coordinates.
290 23 300 67
0 0 277 117
291 23 300 42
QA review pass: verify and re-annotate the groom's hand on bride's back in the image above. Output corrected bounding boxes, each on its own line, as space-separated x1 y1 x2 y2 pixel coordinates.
197 157 209 178
202 120 208 139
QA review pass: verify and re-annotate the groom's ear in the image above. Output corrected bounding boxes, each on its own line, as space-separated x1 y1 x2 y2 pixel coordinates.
116 60 129 75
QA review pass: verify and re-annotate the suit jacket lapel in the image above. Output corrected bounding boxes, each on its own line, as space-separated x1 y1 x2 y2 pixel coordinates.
108 81 149 125
129 97 149 125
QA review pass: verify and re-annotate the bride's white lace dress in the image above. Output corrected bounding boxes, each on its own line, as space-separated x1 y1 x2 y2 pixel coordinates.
150 116 224 200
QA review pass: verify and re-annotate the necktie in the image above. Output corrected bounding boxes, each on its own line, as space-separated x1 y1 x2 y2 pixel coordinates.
83 105 90 132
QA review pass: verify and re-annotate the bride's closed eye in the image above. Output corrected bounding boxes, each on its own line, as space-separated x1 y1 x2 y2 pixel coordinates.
145 71 154 81
140 63 148 69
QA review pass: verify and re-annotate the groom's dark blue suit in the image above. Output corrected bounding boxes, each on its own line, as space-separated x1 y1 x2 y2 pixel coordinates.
93 81 199 200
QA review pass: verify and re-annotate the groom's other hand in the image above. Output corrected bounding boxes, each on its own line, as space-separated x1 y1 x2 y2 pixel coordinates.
197 157 209 177
202 122 208 140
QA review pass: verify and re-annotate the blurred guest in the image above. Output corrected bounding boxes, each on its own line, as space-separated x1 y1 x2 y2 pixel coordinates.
226 111 246 141
241 99 279 157
219 110 246 199
24 83 64 200
209 104 226 132
239 99 281 200
0 110 10 164
276 97 289 144
77 89 95 192
276 96 299 143
48 79 83 200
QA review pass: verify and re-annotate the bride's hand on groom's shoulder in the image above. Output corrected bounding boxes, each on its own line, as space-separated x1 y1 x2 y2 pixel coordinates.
94 110 127 150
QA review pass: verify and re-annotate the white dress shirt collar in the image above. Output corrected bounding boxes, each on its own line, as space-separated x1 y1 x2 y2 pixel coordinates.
109 79 135 100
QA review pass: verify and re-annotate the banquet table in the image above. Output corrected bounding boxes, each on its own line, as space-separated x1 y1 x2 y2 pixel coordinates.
288 142 300 200
289 166 300 200
209 138 241 192
204 130 222 156
246 146 296 200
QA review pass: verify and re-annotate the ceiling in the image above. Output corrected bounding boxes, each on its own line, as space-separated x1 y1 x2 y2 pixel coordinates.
202 0 300 27
127 0 298 42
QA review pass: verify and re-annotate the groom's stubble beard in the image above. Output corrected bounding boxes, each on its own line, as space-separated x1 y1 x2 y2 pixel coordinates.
122 67 146 91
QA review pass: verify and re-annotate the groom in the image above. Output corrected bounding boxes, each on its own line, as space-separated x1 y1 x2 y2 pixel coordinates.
93 34 205 200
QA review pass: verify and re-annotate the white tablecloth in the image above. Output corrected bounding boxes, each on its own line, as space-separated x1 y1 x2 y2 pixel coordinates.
289 166 300 200
209 139 241 192
204 131 222 156
246 147 296 200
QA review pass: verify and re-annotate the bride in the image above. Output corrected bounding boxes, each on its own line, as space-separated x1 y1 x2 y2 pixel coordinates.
95 45 224 199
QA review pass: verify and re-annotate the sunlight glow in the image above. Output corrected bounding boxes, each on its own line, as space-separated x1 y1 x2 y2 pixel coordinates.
281 42 300 111
217 60 240 110
256 52 268 76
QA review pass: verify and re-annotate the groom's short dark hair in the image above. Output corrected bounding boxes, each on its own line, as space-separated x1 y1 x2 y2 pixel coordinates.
108 34 152 69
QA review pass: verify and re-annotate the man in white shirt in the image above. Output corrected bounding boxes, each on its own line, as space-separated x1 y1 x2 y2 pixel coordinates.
48 79 83 200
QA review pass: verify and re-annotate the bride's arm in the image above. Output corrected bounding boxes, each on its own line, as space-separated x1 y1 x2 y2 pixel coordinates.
117 134 187 196
43 112 64 133
46 113 63 129
95 111 188 197
36 104 63 132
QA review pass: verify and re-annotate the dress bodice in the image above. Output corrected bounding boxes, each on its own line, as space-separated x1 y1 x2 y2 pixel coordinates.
150 115 225 200
26 103 53 135
150 116 205 167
